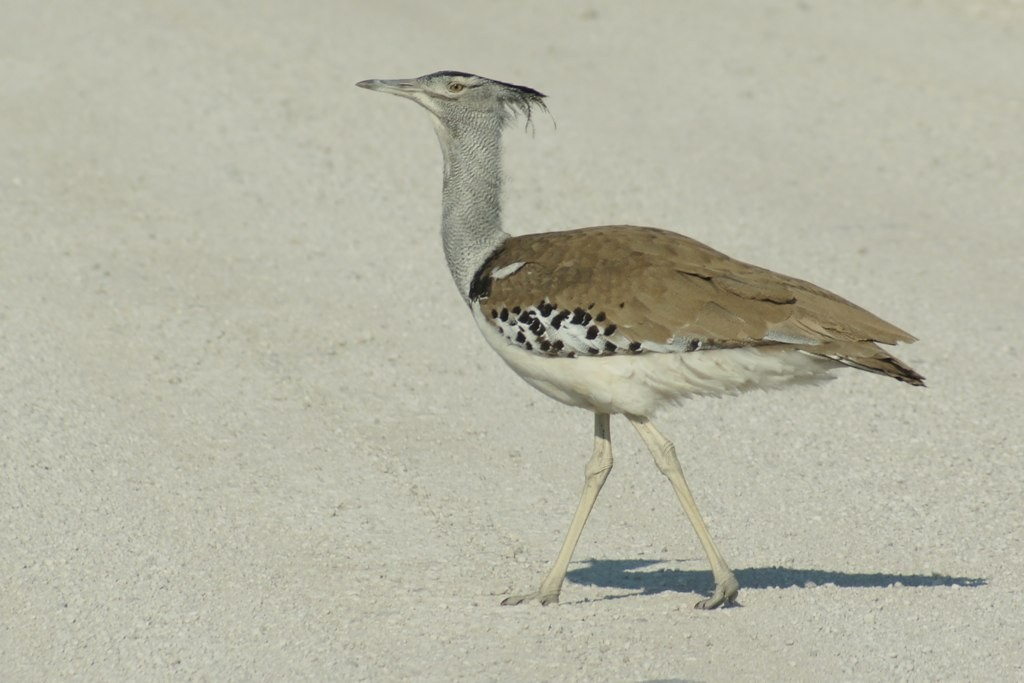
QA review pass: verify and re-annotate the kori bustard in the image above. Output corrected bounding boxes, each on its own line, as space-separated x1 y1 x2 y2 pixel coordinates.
356 71 923 609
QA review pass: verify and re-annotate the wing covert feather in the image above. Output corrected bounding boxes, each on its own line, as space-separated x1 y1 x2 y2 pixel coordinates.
478 225 914 347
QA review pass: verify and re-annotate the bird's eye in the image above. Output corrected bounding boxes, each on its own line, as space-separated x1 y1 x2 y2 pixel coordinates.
448 82 465 93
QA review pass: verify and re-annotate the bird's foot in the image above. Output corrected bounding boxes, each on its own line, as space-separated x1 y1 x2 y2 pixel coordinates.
501 590 560 606
694 572 740 610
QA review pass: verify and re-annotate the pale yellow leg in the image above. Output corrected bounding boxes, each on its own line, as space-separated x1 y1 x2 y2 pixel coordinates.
502 413 613 606
627 415 739 609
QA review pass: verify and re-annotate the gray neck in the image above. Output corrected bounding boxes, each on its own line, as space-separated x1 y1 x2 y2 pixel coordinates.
432 118 509 304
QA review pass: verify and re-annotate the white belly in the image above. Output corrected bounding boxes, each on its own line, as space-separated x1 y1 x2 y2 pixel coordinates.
471 304 838 416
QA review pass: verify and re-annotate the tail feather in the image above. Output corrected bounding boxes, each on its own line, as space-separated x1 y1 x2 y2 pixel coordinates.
798 342 926 387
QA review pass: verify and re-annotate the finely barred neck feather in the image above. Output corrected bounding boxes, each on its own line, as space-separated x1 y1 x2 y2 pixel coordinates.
434 114 509 302
354 70 547 304
430 76 546 303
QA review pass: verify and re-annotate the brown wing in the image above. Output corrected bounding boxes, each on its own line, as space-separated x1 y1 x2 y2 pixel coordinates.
471 225 924 385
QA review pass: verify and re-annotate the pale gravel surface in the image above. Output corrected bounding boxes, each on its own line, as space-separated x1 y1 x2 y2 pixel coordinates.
2 1 1023 681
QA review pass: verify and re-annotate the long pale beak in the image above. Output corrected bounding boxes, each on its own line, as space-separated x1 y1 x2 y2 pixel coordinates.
355 78 421 97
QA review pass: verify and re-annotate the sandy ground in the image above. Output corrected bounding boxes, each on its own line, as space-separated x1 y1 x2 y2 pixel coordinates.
3 1 1023 680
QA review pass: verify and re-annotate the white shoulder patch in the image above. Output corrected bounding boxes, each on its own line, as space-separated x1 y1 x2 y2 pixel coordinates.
490 261 526 280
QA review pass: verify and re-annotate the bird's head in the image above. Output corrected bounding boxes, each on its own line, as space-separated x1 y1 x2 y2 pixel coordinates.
356 71 547 132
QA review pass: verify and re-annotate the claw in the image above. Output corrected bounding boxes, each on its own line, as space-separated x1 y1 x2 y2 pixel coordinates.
501 591 560 606
694 574 740 609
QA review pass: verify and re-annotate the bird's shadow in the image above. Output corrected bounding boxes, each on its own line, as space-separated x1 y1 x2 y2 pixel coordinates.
566 559 985 600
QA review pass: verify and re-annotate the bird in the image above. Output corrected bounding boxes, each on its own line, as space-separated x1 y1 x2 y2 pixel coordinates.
355 70 924 609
